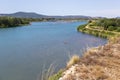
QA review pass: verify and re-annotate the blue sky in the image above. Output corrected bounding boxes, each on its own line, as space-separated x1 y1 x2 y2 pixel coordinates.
0 0 120 17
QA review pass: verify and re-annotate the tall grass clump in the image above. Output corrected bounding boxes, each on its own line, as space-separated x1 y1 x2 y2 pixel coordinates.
40 64 55 80
40 63 63 80
67 55 80 68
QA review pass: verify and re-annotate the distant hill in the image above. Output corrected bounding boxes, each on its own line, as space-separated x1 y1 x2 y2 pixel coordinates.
0 12 48 18
0 12 91 19
51 15 91 19
92 17 106 19
116 17 120 19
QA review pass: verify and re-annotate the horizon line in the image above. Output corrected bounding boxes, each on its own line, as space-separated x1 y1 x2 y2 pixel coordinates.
0 11 119 18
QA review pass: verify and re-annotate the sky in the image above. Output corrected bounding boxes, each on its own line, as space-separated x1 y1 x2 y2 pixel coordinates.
0 0 120 17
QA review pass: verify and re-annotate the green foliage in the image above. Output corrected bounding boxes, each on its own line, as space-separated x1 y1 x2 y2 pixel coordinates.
107 26 117 31
77 24 87 31
94 18 120 31
77 18 120 38
0 17 56 28
88 20 92 23
49 70 63 80
0 17 30 28
116 27 120 32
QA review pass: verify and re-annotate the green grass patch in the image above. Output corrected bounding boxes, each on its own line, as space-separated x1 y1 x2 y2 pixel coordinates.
77 25 120 38
49 69 63 80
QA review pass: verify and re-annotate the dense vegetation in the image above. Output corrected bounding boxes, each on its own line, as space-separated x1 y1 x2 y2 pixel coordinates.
0 17 30 28
0 17 56 28
77 18 120 38
91 18 120 31
59 19 120 80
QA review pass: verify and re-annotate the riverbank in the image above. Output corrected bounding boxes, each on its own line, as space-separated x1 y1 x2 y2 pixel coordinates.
0 17 56 28
59 36 120 80
77 21 120 38
0 16 88 28
56 19 120 80
0 17 30 28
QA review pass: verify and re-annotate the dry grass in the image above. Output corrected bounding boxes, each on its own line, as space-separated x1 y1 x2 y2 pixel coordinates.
60 37 120 80
40 64 55 80
67 55 80 68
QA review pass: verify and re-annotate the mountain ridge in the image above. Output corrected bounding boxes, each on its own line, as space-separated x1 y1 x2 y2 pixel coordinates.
0 12 91 19
0 12 48 18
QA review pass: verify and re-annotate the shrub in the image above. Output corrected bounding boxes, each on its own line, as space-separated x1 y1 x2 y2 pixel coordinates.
67 55 80 68
107 26 116 31
116 27 120 32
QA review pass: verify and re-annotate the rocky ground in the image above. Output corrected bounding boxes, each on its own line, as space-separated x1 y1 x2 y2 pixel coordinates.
59 37 120 80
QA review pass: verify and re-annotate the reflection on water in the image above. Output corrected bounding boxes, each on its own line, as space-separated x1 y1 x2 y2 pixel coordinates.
0 21 107 80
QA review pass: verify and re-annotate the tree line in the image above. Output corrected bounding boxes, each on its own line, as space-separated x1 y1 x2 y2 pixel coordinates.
92 18 120 32
0 17 56 28
0 17 30 28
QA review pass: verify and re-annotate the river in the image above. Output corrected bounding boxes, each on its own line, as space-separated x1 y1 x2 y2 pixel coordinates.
0 21 107 80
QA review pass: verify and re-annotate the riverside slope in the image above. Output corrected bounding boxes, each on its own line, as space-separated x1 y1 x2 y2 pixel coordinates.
59 37 120 80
